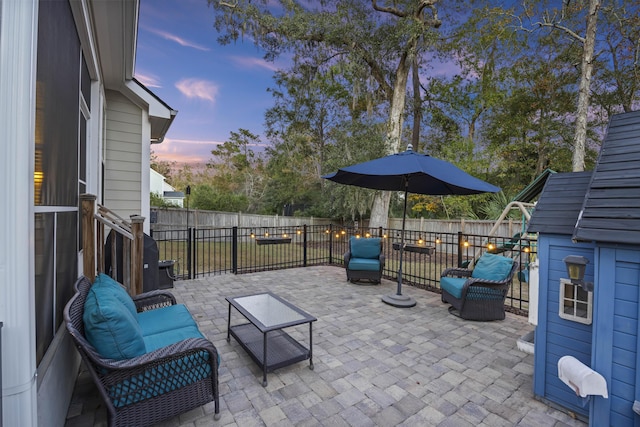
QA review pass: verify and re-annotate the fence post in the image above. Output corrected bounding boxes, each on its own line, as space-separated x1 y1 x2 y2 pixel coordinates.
303 224 308 267
232 226 238 274
130 215 145 296
328 224 333 264
457 231 463 268
187 227 192 280
379 226 383 237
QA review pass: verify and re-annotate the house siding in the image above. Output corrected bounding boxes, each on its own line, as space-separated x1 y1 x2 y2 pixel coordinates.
592 246 640 426
104 90 142 219
534 234 595 418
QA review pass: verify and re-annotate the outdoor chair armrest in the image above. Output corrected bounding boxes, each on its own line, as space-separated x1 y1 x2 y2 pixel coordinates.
132 289 177 311
466 277 510 287
379 254 385 267
97 337 218 371
344 251 352 265
441 267 472 278
462 277 509 299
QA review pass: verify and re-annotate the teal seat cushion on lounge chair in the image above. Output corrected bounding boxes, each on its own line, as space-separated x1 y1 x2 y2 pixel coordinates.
137 304 197 336
471 253 514 281
350 237 381 259
348 258 380 271
83 282 146 360
440 277 467 299
143 325 205 353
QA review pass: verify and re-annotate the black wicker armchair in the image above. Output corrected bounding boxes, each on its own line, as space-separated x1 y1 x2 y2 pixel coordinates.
344 237 385 284
440 254 518 321
64 276 220 426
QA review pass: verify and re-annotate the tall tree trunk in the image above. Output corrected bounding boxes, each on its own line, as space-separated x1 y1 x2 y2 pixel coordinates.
411 55 422 151
572 0 600 172
369 49 414 229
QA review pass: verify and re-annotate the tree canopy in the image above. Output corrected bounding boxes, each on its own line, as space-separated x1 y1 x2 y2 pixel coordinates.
162 0 640 222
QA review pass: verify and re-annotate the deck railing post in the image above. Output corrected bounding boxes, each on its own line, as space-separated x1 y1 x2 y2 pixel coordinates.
130 215 145 296
80 194 97 281
232 226 238 274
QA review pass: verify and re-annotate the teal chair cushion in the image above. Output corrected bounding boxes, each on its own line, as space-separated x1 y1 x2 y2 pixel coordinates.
137 304 197 336
83 281 146 360
350 237 381 259
94 273 137 317
440 277 467 299
143 325 205 353
348 258 381 271
471 253 514 281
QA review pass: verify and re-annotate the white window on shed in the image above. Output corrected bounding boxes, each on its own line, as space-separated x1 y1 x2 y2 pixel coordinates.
559 278 592 325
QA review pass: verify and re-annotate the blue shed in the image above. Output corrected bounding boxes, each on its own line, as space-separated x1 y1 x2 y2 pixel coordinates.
528 110 640 425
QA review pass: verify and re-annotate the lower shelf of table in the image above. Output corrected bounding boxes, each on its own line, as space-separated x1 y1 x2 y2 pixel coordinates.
229 323 310 371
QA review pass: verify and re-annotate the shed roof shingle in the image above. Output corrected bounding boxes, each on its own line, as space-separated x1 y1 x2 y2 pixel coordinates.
527 171 592 235
573 110 640 244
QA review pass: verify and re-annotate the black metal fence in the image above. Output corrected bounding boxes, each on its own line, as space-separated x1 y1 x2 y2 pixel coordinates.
151 224 535 316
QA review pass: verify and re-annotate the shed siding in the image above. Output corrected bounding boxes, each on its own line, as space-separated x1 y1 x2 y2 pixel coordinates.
104 90 142 219
534 234 594 417
592 247 640 426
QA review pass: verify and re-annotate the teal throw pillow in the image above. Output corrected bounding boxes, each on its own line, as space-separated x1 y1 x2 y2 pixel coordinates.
471 253 514 281
94 273 137 317
83 283 146 360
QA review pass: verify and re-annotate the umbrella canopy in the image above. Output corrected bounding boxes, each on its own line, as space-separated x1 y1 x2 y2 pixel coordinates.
323 148 500 195
323 145 500 308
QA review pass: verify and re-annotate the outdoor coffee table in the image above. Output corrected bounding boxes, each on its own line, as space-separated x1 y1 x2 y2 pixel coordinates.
226 292 317 386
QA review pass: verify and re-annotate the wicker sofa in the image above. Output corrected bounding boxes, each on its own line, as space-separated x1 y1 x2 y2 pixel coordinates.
344 237 385 284
440 253 517 321
64 274 220 426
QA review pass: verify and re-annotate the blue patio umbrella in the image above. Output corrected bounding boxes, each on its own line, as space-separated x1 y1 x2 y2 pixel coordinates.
323 144 500 308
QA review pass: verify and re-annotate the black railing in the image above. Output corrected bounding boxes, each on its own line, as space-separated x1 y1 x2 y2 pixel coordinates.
151 225 536 316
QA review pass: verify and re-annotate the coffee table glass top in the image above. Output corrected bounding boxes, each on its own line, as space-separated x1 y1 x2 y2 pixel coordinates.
228 292 316 330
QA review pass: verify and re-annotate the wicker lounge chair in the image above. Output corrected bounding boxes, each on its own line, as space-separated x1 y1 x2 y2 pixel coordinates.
64 276 220 426
344 237 385 284
440 253 517 321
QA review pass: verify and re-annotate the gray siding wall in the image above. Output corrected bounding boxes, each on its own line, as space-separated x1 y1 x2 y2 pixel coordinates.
104 90 142 219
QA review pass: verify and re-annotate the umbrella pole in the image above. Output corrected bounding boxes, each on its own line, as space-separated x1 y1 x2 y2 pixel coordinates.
397 188 408 295
382 182 416 308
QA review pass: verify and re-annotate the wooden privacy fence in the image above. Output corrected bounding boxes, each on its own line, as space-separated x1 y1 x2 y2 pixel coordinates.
151 207 526 238
81 194 145 295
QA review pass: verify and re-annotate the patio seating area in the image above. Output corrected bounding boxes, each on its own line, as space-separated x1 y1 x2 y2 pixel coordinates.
65 266 585 426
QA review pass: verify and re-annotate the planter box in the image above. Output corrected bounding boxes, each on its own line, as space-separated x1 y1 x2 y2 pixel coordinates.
392 242 435 255
255 237 292 245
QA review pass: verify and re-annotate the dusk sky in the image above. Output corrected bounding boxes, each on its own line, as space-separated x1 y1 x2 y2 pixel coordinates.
135 0 288 165
136 0 460 167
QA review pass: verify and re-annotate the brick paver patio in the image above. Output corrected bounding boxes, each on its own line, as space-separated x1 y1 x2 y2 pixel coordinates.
65 265 586 426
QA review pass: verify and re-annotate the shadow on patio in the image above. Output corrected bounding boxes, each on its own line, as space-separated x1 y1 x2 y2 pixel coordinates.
65 266 585 426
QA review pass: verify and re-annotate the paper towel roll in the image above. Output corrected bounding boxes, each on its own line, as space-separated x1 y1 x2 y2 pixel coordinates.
558 355 608 398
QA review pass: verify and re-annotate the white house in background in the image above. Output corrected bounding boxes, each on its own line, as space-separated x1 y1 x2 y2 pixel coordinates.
150 168 185 207
0 1 177 426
